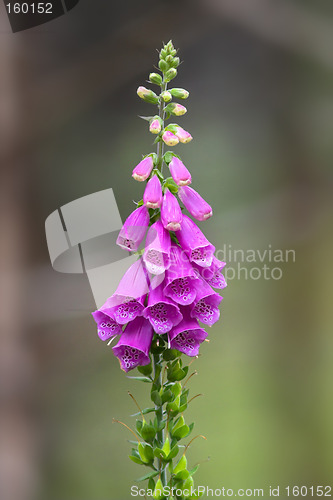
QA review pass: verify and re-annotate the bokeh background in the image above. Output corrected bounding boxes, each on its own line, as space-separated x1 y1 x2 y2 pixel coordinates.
0 1 333 499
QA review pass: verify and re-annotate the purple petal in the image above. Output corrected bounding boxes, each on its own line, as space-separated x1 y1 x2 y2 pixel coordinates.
193 256 227 289
143 175 163 209
164 243 198 305
190 279 222 326
101 258 149 324
143 220 171 275
91 310 122 341
168 308 207 356
169 157 192 186
143 278 183 334
161 189 183 232
178 186 212 221
176 215 215 267
116 205 150 252
112 316 153 372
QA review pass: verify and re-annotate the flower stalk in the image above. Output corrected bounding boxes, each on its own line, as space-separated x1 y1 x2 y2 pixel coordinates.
92 40 227 500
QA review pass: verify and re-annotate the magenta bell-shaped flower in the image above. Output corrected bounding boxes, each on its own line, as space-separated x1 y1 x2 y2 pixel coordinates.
164 243 198 305
143 219 171 275
169 157 192 186
190 278 222 326
91 310 122 341
116 205 149 252
177 215 215 268
143 175 163 209
101 258 149 325
193 256 227 289
168 307 207 357
178 186 212 221
132 156 154 182
161 189 183 232
112 316 153 372
143 277 183 334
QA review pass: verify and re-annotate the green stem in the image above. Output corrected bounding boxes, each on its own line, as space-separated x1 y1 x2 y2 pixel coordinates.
153 351 167 487
156 80 167 171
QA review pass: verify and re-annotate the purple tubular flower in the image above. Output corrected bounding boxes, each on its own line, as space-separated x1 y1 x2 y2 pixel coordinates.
168 157 192 186
190 278 222 326
164 243 198 305
143 175 163 209
116 205 150 251
168 308 207 357
101 258 149 324
143 219 171 275
177 215 215 268
194 256 227 289
132 156 154 182
91 310 122 341
112 316 153 372
161 189 183 231
143 278 183 334
178 186 212 221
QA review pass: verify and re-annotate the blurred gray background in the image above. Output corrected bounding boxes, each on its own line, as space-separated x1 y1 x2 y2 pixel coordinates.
0 1 332 499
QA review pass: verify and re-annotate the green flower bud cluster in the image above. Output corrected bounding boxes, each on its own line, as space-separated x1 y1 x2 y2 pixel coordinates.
116 335 204 500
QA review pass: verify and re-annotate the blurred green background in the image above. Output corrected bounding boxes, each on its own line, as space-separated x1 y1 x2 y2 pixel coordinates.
0 1 332 499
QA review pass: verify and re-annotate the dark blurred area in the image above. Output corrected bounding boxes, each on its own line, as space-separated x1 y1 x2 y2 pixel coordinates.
0 1 333 499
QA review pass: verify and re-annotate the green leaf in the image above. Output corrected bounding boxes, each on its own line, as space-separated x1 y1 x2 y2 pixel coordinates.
129 455 145 465
189 464 199 476
153 447 166 460
172 425 190 440
138 363 152 376
135 470 159 483
127 376 152 383
165 124 179 134
138 115 153 121
136 420 143 434
166 444 179 461
164 177 178 194
173 455 187 474
175 469 190 480
131 407 156 417
163 348 180 361
138 443 154 463
161 389 174 404
141 423 156 443
136 199 144 207
163 151 174 165
148 477 155 491
151 390 162 406
171 382 182 397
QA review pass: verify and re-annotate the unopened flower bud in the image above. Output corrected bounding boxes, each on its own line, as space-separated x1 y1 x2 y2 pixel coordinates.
175 126 193 143
143 175 163 208
149 72 162 85
162 131 179 146
149 118 161 134
137 86 159 104
166 103 187 116
171 57 180 68
166 55 173 63
161 90 172 102
164 68 177 82
169 157 192 186
132 156 154 181
158 59 168 72
170 88 189 99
